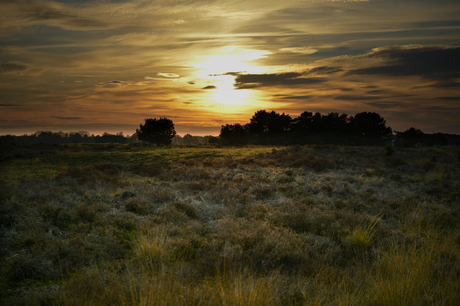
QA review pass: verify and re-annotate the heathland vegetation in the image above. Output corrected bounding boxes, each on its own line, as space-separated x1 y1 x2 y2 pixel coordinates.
1 142 459 305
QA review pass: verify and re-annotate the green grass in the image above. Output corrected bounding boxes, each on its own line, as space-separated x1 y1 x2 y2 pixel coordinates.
0 144 277 183
1 143 459 305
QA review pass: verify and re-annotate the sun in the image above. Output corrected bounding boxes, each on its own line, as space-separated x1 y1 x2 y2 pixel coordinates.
193 48 268 106
208 75 249 105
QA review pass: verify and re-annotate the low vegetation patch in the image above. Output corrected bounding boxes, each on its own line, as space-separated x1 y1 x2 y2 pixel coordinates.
1 144 459 305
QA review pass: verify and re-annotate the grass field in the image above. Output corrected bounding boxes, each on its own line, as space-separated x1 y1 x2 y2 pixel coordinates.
0 144 275 182
1 143 460 305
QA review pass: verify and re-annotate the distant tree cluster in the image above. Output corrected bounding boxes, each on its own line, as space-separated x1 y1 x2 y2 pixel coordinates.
394 127 452 147
219 110 394 146
0 131 136 145
172 134 219 145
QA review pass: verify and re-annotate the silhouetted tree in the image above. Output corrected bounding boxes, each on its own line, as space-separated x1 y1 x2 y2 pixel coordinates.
183 134 195 145
394 127 425 147
322 112 348 132
172 135 183 145
220 123 249 145
291 111 351 144
291 111 316 144
293 111 314 131
136 118 176 145
309 112 324 133
349 112 392 145
246 110 292 144
207 136 219 144
395 127 448 147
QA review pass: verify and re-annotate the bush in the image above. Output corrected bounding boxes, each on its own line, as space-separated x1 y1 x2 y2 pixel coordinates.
384 144 395 156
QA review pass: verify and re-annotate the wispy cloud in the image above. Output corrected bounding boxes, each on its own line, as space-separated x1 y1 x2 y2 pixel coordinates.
157 73 181 78
0 62 30 73
51 116 83 120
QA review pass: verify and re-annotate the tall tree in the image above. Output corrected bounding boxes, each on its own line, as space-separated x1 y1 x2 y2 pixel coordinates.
219 123 249 145
349 112 392 144
322 112 348 132
246 110 292 144
136 118 176 145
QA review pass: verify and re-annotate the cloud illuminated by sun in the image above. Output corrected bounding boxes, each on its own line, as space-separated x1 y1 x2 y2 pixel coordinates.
193 50 269 76
210 74 251 105
192 47 270 106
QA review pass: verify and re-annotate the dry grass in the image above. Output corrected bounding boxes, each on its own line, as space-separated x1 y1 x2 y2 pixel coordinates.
1 144 459 305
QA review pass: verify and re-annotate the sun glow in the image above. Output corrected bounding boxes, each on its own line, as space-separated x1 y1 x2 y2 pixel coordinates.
193 48 269 106
210 75 250 105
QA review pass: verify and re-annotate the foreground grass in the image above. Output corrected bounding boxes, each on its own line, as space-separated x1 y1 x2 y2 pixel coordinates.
1 144 459 305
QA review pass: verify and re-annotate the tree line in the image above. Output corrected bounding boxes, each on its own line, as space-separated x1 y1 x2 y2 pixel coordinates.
0 131 135 145
220 110 394 146
219 110 458 146
1 111 459 146
133 112 458 147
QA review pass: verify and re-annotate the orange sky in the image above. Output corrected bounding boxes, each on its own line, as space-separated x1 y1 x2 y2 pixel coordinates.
1 0 460 136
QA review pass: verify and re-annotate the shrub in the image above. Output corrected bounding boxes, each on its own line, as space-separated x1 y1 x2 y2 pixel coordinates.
125 198 154 215
173 201 198 220
384 144 395 156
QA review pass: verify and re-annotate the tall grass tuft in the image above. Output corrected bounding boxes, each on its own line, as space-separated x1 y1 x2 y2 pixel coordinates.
345 214 381 259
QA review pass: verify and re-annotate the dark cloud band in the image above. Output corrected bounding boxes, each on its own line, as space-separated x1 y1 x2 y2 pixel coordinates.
347 46 460 81
233 72 326 89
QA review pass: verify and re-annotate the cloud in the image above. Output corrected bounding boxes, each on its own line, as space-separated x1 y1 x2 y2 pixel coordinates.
347 46 460 82
225 66 341 90
334 95 383 101
431 82 460 88
365 101 402 109
0 62 30 73
0 0 108 30
157 72 181 78
51 116 83 120
423 106 450 111
366 89 389 94
19 0 75 21
437 96 460 101
202 85 216 89
305 66 343 75
233 72 326 89
281 95 313 100
280 47 318 54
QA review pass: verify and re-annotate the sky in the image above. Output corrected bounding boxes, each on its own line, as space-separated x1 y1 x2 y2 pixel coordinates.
1 0 460 136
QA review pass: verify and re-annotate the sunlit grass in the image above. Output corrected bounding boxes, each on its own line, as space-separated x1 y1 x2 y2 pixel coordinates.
0 144 278 183
1 144 459 305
